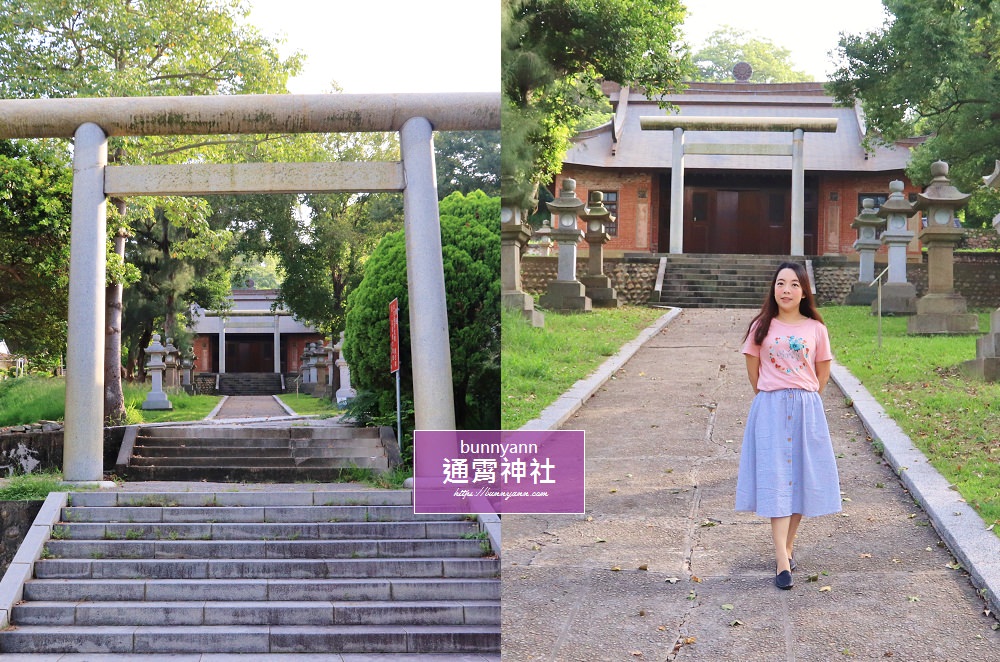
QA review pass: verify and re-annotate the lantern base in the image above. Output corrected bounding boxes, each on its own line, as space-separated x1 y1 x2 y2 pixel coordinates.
539 280 592 313
843 282 877 306
503 290 545 327
580 275 620 308
870 282 917 316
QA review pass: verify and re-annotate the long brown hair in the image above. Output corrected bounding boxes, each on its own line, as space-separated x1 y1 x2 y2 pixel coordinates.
743 262 824 346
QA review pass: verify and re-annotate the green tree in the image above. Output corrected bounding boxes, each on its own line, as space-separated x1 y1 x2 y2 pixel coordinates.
343 190 500 458
0 0 305 422
691 27 813 83
502 0 691 209
828 0 1000 224
434 130 500 199
0 139 73 364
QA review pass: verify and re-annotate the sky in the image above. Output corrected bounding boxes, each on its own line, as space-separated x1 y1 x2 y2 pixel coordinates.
681 0 890 81
246 0 499 94
245 0 887 95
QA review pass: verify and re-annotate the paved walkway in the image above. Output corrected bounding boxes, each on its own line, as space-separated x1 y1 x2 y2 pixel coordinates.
209 394 292 419
501 308 1000 661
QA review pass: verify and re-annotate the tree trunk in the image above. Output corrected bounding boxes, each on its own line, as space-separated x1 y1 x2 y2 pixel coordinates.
104 215 128 425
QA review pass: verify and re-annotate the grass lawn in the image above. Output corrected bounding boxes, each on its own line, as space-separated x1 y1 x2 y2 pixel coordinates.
821 305 999 536
501 305 668 429
0 377 222 426
277 392 341 416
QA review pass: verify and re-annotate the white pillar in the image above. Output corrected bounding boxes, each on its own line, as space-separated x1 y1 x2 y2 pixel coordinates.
669 127 685 254
400 116 457 430
63 123 108 482
273 315 282 373
218 323 226 374
791 128 805 256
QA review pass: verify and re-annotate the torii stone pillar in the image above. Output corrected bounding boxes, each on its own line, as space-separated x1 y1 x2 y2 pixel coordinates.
0 92 497 481
640 117 838 255
844 198 884 305
907 161 978 335
876 180 918 314
579 191 620 308
62 123 108 483
539 179 591 312
963 160 1000 379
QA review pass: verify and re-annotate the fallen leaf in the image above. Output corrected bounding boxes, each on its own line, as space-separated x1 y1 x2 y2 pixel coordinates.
946 561 962 570
638 564 649 571
609 489 618 494
925 547 932 552
683 636 696 644
721 604 734 611
665 577 680 584
638 609 647 616
819 585 832 592
687 590 696 600
730 619 743 626
691 575 702 583
586 516 593 522
596 538 607 543
908 596 920 602
657 626 667 631
630 651 643 657
807 574 820 582
611 566 621 571
859 553 872 559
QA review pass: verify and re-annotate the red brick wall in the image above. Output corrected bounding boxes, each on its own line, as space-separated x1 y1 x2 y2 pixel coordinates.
559 167 917 258
555 169 658 255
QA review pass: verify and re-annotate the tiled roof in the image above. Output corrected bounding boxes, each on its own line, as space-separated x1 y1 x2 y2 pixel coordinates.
566 83 915 173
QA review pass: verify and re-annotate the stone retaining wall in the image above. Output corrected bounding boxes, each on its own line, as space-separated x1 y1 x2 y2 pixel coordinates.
0 426 128 476
521 257 659 305
0 500 42 577
523 255 1000 309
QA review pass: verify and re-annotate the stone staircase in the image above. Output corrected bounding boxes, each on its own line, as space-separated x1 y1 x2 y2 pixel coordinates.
649 254 806 308
0 489 500 655
218 372 284 395
121 424 391 482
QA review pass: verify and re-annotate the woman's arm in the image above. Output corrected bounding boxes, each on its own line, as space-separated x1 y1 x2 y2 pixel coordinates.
816 359 831 394
745 354 760 394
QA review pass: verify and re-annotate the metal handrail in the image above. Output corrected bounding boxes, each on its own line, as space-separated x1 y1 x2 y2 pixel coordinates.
870 266 891 349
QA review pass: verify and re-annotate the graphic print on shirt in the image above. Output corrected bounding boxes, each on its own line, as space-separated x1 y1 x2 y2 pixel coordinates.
769 335 810 375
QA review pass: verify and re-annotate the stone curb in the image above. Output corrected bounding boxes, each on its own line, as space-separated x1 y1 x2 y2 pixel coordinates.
519 307 682 431
0 491 67 627
205 395 228 419
832 361 1000 616
272 394 297 416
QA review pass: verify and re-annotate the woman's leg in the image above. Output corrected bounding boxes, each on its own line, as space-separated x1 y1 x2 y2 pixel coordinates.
786 513 803 559
770 516 792 573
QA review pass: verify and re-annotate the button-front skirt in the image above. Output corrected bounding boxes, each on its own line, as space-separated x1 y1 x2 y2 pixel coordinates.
735 388 842 518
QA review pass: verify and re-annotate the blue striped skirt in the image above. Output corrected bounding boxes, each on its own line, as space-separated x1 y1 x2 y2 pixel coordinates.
735 388 842 518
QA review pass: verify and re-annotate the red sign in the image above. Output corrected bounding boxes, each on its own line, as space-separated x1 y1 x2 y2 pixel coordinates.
389 298 400 374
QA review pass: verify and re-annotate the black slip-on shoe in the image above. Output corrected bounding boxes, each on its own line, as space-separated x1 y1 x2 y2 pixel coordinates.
775 570 793 589
789 556 797 572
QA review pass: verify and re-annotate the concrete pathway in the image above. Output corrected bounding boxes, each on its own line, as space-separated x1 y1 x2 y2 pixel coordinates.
501 308 1000 661
209 395 292 419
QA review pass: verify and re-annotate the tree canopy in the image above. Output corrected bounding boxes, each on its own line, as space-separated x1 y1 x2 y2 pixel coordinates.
690 27 812 83
501 0 690 209
828 0 1000 224
0 139 73 363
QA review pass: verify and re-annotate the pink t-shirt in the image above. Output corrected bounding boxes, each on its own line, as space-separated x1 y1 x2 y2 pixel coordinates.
742 317 832 392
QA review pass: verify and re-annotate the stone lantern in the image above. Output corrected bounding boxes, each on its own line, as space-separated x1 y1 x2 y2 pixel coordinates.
141 334 173 410
180 348 195 391
539 178 592 312
578 191 620 308
844 198 884 305
907 161 978 334
963 160 1000 379
875 180 918 314
334 331 357 405
163 337 178 389
501 178 544 327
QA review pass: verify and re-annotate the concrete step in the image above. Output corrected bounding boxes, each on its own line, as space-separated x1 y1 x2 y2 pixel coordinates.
0 624 500 654
6 488 499 656
130 456 297 468
44 538 489 560
25 576 501 599
54 520 479 540
62 505 459 524
122 464 389 482
12 599 500 626
136 437 292 448
69 490 413 508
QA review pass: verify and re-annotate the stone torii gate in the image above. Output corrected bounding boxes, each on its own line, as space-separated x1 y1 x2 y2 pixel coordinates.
0 92 499 482
639 116 838 255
